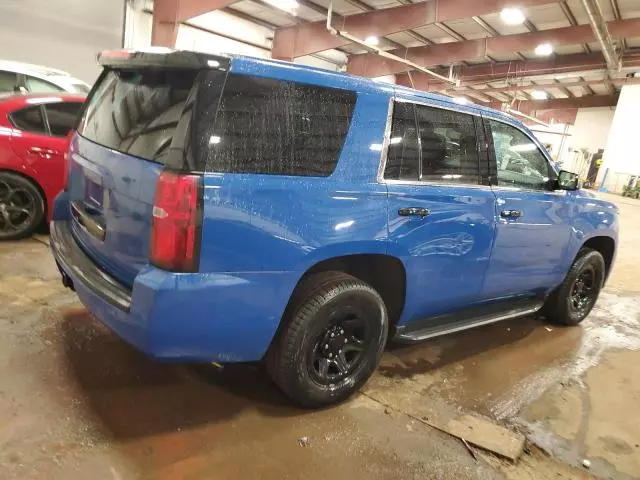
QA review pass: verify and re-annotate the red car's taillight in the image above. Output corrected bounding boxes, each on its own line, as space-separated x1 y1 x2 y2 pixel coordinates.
150 171 203 272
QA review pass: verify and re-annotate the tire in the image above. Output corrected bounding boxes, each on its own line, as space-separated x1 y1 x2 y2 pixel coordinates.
0 172 45 241
266 271 388 408
544 248 606 326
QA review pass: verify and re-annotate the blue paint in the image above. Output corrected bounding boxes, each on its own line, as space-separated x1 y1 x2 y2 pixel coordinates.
50 53 619 363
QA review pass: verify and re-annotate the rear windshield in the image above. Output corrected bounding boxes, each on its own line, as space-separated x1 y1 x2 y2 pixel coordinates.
77 69 197 164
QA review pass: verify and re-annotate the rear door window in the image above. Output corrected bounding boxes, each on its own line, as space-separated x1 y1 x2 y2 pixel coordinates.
10 106 47 135
384 102 420 180
201 74 357 176
44 102 83 136
77 69 197 165
415 105 480 184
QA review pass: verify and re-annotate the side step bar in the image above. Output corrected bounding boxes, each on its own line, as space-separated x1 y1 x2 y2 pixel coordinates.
393 300 545 344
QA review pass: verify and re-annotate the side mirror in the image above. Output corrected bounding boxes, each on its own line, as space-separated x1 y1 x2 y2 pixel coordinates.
557 170 580 191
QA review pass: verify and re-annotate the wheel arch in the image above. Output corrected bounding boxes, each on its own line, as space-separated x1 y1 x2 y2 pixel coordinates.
581 235 615 282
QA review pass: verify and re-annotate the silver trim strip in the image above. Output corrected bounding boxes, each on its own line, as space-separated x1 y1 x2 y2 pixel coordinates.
398 303 544 342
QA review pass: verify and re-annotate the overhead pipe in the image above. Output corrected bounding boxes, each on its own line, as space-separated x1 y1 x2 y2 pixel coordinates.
581 0 620 71
325 2 458 86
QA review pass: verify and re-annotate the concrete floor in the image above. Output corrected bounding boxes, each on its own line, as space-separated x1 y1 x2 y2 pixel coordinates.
1 192 639 480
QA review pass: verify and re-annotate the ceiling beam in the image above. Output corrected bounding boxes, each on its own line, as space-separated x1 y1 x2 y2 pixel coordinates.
348 18 640 77
482 94 618 112
272 0 557 60
152 0 241 46
446 76 640 94
396 52 640 90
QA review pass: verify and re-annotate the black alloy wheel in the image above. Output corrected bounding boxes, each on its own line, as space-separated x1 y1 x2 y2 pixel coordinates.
544 248 605 326
0 173 44 240
308 308 372 385
267 271 388 407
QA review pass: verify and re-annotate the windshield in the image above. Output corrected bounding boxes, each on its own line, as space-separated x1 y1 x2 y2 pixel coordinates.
77 68 198 165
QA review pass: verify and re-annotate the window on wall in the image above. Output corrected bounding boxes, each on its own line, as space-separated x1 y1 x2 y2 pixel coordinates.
10 106 47 134
384 102 420 180
488 119 555 191
384 102 481 184
202 74 357 176
45 102 82 136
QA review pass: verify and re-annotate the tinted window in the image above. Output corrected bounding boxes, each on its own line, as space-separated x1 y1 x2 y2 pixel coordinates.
45 102 82 136
0 71 18 93
10 106 47 134
416 105 480 184
78 69 197 164
26 76 64 93
488 120 554 191
202 74 356 176
384 102 420 180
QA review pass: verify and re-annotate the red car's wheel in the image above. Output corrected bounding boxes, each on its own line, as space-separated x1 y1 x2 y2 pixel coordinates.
0 172 44 240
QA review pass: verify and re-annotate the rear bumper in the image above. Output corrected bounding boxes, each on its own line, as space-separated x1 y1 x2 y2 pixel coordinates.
50 218 299 363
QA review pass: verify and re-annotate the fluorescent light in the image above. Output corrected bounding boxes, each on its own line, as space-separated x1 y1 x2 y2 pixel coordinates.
364 36 379 46
207 60 220 68
531 90 548 100
209 135 221 145
389 136 403 144
265 0 299 11
453 96 469 105
535 43 553 56
500 7 525 25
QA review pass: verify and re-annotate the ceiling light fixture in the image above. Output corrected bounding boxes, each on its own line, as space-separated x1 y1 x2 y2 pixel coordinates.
364 36 379 46
535 43 553 56
267 0 299 12
500 7 525 25
453 96 469 105
531 90 548 100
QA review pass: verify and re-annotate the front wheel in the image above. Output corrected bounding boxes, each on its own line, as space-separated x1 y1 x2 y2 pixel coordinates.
266 271 388 407
544 248 606 326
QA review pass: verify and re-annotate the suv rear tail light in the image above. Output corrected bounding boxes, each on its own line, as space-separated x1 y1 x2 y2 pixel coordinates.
150 171 203 272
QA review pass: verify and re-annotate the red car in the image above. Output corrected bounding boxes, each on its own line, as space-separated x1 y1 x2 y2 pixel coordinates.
0 93 84 239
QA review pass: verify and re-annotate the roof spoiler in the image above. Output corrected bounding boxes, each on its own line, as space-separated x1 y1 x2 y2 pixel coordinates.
97 48 230 70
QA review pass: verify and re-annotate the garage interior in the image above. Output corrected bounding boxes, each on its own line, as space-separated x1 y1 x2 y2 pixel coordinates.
1 0 640 479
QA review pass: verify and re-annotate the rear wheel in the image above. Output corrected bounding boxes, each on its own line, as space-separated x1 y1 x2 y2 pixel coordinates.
267 271 388 407
544 248 605 326
0 172 44 240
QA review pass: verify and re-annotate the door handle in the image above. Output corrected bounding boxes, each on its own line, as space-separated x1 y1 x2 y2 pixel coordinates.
501 209 522 219
28 146 59 157
398 207 430 218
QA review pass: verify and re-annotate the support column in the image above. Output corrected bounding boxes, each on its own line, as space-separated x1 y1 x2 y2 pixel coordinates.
152 0 179 47
597 83 640 192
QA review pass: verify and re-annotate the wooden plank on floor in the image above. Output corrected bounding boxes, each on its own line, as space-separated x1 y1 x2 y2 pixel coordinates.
443 414 525 461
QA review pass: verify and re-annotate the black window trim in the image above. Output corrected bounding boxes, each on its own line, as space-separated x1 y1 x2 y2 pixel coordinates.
483 114 561 193
379 97 486 188
8 104 49 135
42 101 83 138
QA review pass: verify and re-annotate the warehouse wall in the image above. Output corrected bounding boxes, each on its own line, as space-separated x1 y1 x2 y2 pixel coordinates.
570 107 616 152
0 0 124 83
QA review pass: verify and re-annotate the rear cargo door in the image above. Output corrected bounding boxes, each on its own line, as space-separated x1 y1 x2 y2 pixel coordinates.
67 67 200 285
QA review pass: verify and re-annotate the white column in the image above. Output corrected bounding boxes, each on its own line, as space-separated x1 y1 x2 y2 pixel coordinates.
597 84 640 193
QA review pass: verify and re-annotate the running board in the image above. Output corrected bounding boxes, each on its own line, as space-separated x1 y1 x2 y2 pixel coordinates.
393 300 545 344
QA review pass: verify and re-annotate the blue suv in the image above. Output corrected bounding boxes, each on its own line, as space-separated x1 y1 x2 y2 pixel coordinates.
50 50 618 407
